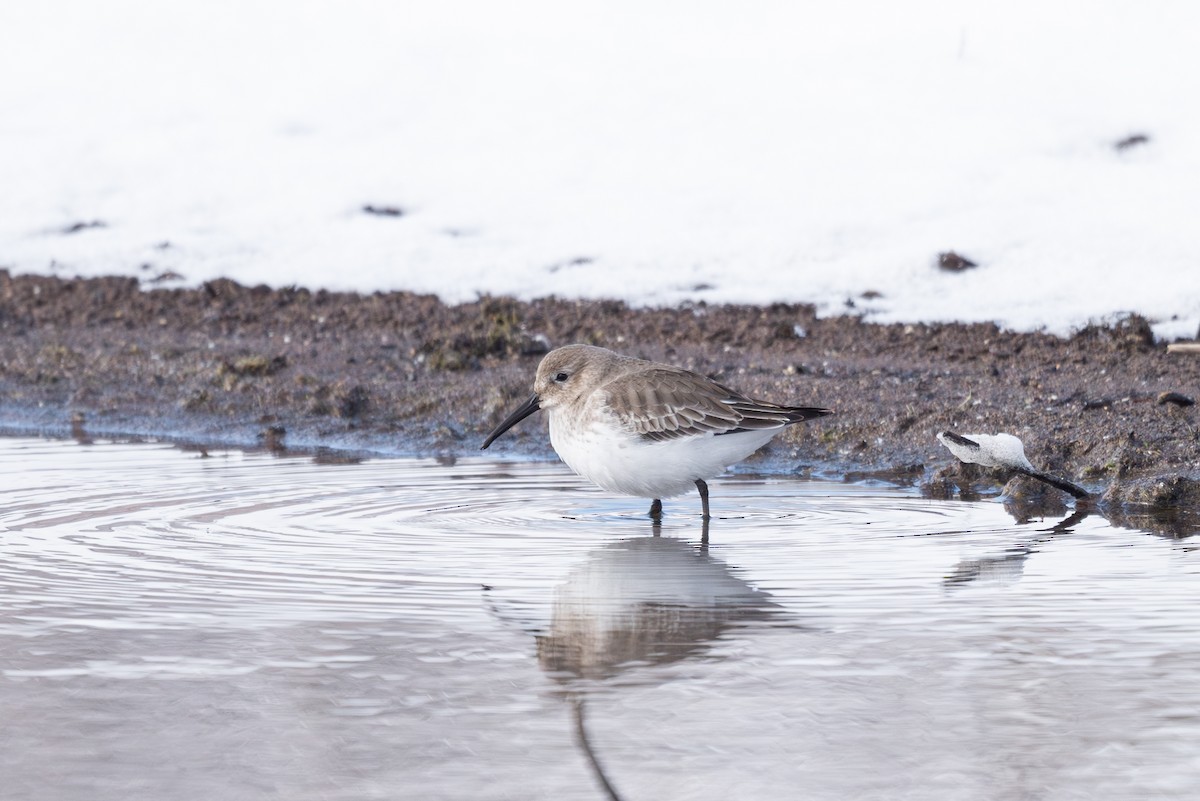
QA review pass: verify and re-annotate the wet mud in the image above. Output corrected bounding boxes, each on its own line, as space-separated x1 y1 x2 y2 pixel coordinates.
1 270 1197 531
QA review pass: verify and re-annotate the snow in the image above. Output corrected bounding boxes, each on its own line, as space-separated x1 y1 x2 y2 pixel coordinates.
2 0 1199 338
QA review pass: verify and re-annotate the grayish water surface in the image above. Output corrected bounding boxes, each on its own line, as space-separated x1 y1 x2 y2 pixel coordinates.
2 436 1199 800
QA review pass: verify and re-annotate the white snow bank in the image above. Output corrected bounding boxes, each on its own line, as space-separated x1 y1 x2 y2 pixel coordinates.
2 0 1198 338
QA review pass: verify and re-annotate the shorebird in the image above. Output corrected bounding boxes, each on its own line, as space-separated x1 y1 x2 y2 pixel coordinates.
936 431 1090 500
481 344 832 519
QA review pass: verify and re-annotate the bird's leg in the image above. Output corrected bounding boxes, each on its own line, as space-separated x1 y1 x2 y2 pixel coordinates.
648 498 663 521
694 479 711 520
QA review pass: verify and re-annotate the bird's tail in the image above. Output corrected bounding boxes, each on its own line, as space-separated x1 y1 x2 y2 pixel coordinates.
784 406 834 423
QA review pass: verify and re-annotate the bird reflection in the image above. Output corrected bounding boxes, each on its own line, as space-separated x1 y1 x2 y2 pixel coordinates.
535 533 779 681
517 526 780 801
944 507 1091 589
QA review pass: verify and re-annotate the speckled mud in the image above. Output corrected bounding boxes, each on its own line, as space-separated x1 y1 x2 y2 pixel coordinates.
2 271 1197 530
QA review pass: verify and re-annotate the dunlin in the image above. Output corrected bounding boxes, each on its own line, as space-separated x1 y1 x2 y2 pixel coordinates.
481 344 832 519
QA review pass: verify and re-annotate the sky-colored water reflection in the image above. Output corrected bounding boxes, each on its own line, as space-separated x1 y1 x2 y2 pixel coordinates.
1 437 1198 800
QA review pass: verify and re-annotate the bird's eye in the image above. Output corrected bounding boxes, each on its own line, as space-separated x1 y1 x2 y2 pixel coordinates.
554 371 569 382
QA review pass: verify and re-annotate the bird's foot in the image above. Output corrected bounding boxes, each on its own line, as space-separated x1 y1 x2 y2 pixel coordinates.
648 498 663 521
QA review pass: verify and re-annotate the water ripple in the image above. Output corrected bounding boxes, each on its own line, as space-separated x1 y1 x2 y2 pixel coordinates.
3 436 1200 800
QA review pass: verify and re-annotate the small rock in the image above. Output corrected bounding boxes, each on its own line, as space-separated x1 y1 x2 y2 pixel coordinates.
1001 473 1069 520
336 385 370 418
1157 391 1195 408
62 220 106 235
1072 313 1155 351
1103 475 1200 511
937 251 978 272
259 425 287 453
221 355 289 377
547 257 594 273
920 462 987 502
363 205 405 217
1114 133 1150 151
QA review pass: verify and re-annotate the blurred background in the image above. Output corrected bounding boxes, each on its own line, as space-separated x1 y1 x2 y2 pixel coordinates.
2 0 1198 336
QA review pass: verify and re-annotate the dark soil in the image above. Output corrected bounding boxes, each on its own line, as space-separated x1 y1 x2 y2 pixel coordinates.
2 270 1198 533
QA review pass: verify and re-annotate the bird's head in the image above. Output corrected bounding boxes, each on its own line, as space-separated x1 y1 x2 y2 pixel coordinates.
480 344 618 449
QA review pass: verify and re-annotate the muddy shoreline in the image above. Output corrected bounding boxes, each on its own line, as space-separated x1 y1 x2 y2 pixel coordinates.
2 270 1198 531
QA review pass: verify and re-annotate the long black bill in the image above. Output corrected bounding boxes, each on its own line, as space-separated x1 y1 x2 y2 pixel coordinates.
480 394 541 450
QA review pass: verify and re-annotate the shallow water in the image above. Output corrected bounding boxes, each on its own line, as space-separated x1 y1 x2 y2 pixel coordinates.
1 436 1199 801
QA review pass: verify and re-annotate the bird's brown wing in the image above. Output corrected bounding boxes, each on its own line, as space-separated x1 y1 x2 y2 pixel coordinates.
601 368 830 443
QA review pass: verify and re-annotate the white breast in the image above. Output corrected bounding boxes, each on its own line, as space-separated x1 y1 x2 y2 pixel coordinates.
547 406 780 499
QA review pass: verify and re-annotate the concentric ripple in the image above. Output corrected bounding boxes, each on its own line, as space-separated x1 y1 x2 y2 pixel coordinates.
3 436 1200 801
0 439 593 632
